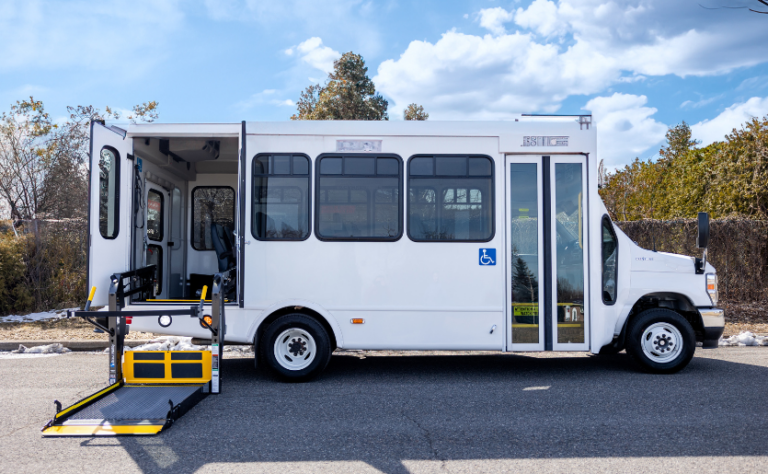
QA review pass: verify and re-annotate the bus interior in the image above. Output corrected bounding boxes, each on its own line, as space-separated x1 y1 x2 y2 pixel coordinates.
126 135 239 303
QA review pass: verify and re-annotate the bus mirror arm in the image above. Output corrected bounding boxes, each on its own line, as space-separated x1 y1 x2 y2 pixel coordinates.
695 212 710 274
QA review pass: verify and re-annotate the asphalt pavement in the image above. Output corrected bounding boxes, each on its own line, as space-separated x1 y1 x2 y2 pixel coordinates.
1 348 767 474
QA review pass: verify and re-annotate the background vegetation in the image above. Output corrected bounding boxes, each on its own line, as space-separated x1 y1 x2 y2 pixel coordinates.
0 52 766 315
0 99 157 315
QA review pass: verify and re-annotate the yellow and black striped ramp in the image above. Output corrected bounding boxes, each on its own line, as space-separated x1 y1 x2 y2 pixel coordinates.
42 383 207 436
42 351 211 437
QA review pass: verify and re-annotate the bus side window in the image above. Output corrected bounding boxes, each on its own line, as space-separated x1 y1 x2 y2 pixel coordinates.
408 155 494 242
315 154 403 241
251 154 311 241
601 216 618 304
98 146 120 239
192 187 235 250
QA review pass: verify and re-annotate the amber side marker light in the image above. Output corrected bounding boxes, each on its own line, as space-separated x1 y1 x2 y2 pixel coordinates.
200 315 213 329
350 318 365 324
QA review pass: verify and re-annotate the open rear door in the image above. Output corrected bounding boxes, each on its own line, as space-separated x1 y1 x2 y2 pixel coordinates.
88 122 133 306
237 121 246 307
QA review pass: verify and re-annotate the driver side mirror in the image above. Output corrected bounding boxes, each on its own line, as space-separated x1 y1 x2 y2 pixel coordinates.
695 212 709 274
697 212 710 249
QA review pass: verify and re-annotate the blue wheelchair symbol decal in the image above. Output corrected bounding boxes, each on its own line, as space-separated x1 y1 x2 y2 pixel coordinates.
479 248 496 266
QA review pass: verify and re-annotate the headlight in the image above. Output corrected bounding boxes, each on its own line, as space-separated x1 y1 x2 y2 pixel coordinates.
706 273 718 306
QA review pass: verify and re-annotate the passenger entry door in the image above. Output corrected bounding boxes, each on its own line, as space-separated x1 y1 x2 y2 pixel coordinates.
506 155 590 351
88 122 132 306
145 183 168 298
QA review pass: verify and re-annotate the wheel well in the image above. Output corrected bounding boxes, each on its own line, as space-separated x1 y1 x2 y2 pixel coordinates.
254 306 338 351
624 293 704 341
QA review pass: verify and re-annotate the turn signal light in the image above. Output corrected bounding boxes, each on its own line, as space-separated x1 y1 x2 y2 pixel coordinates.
200 315 213 328
350 318 365 324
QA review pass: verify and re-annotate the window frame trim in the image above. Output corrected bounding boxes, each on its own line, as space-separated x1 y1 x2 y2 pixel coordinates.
314 153 404 242
250 152 312 242
98 145 121 240
146 188 165 242
190 185 236 252
601 214 619 306
406 154 496 243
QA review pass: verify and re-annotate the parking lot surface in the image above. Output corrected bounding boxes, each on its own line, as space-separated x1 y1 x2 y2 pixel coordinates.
1 348 767 474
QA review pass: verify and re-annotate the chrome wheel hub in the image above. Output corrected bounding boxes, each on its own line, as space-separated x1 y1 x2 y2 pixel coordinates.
641 322 683 364
274 328 317 371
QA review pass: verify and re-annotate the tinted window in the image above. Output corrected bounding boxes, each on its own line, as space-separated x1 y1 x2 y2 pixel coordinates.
98 147 120 239
408 155 494 241
146 245 162 296
252 154 311 241
192 187 235 250
316 155 402 240
147 189 164 242
602 216 618 304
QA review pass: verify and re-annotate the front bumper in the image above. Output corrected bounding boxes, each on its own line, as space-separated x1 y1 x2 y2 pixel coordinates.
698 308 724 349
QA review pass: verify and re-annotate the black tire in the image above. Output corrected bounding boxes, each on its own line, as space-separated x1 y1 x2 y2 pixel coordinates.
260 313 332 382
625 308 696 374
598 341 625 356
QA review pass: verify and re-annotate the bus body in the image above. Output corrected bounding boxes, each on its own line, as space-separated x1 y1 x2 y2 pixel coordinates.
88 117 724 379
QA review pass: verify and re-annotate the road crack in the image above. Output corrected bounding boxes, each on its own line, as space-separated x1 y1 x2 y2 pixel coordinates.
402 411 451 474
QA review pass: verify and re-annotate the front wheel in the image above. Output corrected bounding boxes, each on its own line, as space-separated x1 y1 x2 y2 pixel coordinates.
261 313 332 382
625 309 696 374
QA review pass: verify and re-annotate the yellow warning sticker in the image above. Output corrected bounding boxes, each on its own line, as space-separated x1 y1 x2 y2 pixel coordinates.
513 304 539 317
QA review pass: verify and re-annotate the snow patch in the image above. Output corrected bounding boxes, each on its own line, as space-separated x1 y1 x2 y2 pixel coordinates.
125 336 207 352
119 336 254 354
12 342 71 354
719 331 768 347
0 308 78 323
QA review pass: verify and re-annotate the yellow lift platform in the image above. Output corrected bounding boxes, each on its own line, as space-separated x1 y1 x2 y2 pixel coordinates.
42 268 232 437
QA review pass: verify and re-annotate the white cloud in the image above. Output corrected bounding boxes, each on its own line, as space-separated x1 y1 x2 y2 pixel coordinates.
287 37 341 75
376 29 621 120
375 0 767 121
513 0 568 37
477 7 515 36
584 93 667 167
680 94 723 109
692 97 768 146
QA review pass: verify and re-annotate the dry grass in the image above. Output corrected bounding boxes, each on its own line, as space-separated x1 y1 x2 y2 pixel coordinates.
0 317 157 341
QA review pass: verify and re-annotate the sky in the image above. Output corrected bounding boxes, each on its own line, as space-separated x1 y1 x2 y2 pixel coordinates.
1 0 767 168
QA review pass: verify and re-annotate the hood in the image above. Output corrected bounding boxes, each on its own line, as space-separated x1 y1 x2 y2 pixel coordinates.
629 245 697 273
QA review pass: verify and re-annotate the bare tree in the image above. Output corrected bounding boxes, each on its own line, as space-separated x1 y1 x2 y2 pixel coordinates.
751 0 768 13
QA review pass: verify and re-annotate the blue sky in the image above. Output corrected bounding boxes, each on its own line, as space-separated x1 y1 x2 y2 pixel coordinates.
1 0 767 168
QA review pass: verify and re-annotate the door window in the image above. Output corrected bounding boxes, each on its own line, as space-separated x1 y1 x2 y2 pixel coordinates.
98 147 120 239
147 189 164 242
602 216 618 304
509 164 540 344
146 244 163 297
554 163 585 344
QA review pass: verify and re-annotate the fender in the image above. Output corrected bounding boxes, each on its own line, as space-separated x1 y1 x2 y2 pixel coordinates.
246 299 345 350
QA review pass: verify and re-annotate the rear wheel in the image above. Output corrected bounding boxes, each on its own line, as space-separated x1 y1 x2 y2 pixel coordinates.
261 313 332 382
626 309 696 374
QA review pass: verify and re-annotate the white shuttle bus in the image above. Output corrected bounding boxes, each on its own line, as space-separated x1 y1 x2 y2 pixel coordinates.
87 117 724 381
